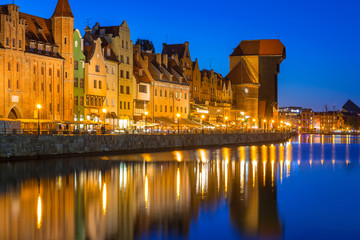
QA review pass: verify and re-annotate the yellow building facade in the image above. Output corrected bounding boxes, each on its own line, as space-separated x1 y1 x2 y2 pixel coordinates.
93 21 134 129
83 34 107 123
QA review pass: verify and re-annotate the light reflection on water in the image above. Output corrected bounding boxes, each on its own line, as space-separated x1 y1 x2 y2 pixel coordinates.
0 134 360 240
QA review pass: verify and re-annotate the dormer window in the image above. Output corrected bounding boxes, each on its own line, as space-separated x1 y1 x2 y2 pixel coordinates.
30 41 35 51
139 69 143 76
107 48 110 57
53 46 58 55
45 45 50 54
38 43 43 53
38 28 43 34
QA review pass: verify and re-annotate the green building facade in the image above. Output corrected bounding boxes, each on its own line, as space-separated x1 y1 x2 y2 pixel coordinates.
73 29 86 121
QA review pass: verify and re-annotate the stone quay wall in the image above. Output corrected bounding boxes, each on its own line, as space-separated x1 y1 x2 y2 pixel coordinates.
0 132 294 159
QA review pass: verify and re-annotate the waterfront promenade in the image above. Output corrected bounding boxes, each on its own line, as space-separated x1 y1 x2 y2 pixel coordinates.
0 132 294 159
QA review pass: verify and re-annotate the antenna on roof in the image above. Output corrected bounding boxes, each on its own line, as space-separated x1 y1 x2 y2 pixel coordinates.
165 34 168 44
333 104 336 111
209 58 214 69
85 18 92 28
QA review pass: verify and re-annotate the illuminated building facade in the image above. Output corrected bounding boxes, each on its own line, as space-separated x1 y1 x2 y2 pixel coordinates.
73 29 85 121
92 22 134 130
226 39 286 124
301 108 314 132
278 106 302 128
0 0 74 121
133 48 190 124
82 29 107 122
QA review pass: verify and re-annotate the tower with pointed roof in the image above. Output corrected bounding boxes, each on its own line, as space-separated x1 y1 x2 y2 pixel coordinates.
51 0 74 121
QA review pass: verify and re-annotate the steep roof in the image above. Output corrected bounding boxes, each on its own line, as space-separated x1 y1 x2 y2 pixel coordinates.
230 39 285 57
225 58 256 84
100 37 118 62
162 43 185 57
133 58 151 84
51 0 74 18
20 13 54 44
342 99 360 114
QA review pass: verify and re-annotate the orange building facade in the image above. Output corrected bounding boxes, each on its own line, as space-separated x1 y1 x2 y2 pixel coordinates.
0 0 74 121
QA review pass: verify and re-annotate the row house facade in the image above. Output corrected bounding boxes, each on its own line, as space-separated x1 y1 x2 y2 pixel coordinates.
134 47 190 125
92 22 134 129
0 0 74 121
82 29 107 123
162 42 233 124
73 29 85 121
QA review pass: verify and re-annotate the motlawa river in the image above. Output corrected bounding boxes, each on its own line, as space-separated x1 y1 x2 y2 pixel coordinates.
0 134 360 240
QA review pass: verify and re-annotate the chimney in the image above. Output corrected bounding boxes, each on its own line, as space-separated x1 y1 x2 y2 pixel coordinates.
143 55 148 66
172 54 178 63
156 53 161 66
162 54 168 68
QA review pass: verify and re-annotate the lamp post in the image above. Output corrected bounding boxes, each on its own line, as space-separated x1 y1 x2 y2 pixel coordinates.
102 108 107 134
263 119 267 132
144 111 148 134
225 116 228 133
177 113 180 134
36 104 42 135
201 115 205 133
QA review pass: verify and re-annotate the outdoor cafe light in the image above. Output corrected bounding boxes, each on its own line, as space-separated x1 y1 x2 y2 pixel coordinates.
201 115 205 120
36 104 42 135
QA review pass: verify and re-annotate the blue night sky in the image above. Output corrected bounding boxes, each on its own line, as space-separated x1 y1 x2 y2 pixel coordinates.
10 0 360 111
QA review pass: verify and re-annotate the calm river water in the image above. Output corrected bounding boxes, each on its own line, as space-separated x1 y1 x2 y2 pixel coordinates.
1 134 360 240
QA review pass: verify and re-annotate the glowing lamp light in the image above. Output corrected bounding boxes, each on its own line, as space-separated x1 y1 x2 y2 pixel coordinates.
201 115 205 119
177 113 180 118
36 104 42 109
145 111 149 116
225 116 228 121
102 108 107 114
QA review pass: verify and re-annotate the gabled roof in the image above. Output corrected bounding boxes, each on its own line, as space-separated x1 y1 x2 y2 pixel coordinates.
133 58 151 84
225 58 256 84
51 0 74 18
230 39 285 57
100 37 118 62
342 99 360 114
162 43 185 57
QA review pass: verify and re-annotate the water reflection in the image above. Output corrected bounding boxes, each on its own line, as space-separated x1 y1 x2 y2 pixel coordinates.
0 134 359 239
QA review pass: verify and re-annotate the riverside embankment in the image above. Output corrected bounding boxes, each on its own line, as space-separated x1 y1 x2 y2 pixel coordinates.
0 132 295 160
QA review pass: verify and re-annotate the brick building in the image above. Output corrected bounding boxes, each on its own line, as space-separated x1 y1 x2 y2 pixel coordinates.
0 0 74 121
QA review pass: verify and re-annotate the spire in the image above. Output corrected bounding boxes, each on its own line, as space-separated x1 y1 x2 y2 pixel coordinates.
51 0 74 18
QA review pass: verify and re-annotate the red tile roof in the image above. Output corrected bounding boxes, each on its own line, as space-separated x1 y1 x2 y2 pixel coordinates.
51 0 74 18
133 58 151 84
20 13 54 44
162 43 185 57
230 39 285 57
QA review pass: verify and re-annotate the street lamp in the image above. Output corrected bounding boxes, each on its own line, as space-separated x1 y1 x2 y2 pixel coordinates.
144 111 148 134
263 119 267 132
177 113 180 134
36 104 42 135
201 115 205 133
102 108 107 134
225 116 228 133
